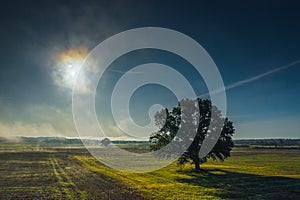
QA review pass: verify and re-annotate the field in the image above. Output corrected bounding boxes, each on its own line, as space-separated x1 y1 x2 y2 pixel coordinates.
0 146 299 199
0 147 144 199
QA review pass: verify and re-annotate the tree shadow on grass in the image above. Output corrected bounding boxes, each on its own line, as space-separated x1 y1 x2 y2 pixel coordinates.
175 168 300 199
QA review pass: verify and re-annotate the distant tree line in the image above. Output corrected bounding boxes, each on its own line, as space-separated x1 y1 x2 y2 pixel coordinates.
235 139 300 147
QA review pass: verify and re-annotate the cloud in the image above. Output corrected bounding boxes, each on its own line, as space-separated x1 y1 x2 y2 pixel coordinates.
103 123 150 140
0 101 77 137
14 1 136 95
50 46 94 94
0 100 141 139
0 121 63 137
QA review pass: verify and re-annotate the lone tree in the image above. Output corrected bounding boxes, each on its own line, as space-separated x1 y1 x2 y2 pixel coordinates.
100 138 111 147
150 98 235 170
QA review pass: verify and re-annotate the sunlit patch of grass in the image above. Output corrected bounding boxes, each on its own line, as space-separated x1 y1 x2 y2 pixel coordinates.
74 149 300 199
203 153 300 178
75 156 224 199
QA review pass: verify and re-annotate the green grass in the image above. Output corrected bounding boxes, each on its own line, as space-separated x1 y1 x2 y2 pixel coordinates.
204 153 300 178
74 148 300 199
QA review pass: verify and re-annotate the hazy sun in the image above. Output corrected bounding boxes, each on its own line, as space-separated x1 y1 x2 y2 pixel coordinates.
52 46 89 89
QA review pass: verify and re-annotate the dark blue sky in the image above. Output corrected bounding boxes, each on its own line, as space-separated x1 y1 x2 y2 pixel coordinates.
0 0 299 138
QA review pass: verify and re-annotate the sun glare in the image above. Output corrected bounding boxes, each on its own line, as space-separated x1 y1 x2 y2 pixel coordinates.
52 46 88 89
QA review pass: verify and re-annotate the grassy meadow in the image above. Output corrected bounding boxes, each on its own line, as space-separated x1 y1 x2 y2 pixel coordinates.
75 147 300 199
0 143 299 199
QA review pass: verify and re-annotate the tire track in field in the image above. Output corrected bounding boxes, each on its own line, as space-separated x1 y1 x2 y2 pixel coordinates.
50 158 86 199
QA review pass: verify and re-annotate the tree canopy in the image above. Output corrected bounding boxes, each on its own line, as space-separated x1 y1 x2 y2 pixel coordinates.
100 138 111 147
150 98 235 170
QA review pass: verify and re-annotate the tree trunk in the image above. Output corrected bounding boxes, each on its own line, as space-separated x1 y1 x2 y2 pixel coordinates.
193 157 201 170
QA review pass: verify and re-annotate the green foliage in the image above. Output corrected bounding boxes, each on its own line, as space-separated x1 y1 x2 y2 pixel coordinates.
150 98 235 170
